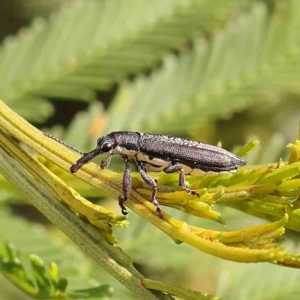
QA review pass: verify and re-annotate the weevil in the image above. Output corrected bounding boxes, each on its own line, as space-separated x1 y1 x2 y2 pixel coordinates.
45 131 246 217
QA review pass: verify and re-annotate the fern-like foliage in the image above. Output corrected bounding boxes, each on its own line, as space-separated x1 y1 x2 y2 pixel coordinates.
217 241 300 300
2 1 300 299
0 209 113 299
0 243 112 299
0 207 156 300
104 0 300 134
0 0 248 122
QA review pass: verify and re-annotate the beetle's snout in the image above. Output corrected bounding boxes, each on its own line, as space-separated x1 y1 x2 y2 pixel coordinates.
70 163 81 173
70 148 103 173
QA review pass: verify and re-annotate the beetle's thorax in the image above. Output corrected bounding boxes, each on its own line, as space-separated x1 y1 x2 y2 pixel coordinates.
113 146 139 156
109 131 140 156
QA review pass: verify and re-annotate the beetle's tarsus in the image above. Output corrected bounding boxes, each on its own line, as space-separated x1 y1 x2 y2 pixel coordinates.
164 163 200 197
118 195 128 215
122 207 129 215
185 188 200 197
156 206 163 218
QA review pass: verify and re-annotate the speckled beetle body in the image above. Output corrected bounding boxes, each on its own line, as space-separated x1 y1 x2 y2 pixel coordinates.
45 131 246 217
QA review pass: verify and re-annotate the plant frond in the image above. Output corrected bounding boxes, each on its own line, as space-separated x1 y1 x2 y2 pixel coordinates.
104 1 300 134
217 241 300 300
0 209 113 298
0 0 249 122
0 99 295 266
238 134 287 166
44 101 105 152
0 243 113 299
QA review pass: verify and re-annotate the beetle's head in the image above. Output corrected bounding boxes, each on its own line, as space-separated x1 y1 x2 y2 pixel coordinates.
96 134 117 153
70 134 118 173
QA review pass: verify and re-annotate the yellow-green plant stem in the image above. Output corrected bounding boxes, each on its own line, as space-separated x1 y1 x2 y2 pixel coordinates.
142 279 220 300
0 142 167 300
0 100 288 263
0 130 126 244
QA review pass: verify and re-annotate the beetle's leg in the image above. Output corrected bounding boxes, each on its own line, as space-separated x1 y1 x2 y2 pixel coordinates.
164 164 199 197
136 161 162 217
100 154 112 169
118 156 131 215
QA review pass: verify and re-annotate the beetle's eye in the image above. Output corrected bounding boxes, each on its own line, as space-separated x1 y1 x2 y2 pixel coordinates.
101 143 113 152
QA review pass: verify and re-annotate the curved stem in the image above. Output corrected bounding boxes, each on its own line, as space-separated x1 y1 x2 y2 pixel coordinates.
0 100 288 263
0 137 167 300
142 279 219 300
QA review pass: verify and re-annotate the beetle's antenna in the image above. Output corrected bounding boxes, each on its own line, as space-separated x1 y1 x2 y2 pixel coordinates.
44 133 85 155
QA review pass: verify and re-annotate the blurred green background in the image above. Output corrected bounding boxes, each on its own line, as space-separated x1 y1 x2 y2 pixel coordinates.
1 0 300 299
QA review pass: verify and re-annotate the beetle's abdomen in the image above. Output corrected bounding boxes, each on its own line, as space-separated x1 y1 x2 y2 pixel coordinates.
139 133 246 173
136 152 171 172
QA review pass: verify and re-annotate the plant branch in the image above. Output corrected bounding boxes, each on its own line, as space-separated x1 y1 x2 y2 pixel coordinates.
0 131 166 300
0 100 292 264
142 279 219 300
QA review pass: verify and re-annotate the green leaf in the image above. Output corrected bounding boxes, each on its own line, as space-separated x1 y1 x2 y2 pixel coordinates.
235 140 260 157
49 262 59 289
0 212 114 299
104 1 300 134
0 0 249 122
57 277 68 293
72 285 113 298
30 255 52 296
1 246 114 299
217 241 300 300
